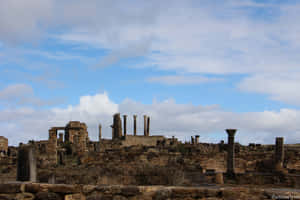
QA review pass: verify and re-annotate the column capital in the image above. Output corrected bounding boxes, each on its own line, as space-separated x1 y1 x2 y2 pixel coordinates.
226 129 237 137
276 137 284 142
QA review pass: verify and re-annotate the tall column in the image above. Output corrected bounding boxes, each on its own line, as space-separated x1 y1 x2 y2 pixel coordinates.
191 136 195 144
112 113 122 139
58 133 63 143
48 128 57 165
275 137 284 168
123 115 127 137
147 116 150 136
195 135 200 144
144 115 147 136
133 115 137 136
226 129 237 176
98 124 102 142
17 145 37 182
111 126 114 139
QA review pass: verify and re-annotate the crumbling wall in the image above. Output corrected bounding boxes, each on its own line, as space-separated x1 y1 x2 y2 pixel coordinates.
121 135 165 147
47 129 57 165
0 136 8 154
65 121 88 144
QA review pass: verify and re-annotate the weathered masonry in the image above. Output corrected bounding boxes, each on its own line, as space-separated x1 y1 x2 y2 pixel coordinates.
0 136 8 155
226 129 236 177
17 145 37 182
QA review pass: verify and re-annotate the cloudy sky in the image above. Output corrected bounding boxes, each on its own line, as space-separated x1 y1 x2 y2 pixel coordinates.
1 0 300 145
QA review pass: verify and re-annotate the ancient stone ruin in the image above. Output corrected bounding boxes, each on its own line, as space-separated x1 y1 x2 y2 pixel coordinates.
0 136 8 156
17 144 36 182
0 113 300 199
226 129 236 177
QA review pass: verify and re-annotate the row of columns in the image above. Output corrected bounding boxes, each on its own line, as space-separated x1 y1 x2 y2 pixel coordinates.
125 114 150 137
98 114 151 141
191 135 200 144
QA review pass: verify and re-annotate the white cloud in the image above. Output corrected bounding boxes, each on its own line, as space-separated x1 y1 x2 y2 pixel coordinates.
0 92 118 145
1 92 300 146
1 0 300 116
0 0 53 43
147 75 223 85
120 99 300 145
53 92 118 117
43 1 300 107
238 73 300 105
91 38 152 69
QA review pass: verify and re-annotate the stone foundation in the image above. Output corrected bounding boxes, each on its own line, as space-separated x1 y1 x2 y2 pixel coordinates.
1 183 300 200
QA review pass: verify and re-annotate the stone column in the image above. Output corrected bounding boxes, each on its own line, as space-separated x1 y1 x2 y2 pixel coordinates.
99 124 102 142
111 125 114 139
17 145 37 182
195 135 200 144
48 128 58 165
48 174 56 184
275 137 284 168
112 113 122 139
58 150 65 165
58 133 63 143
144 115 147 136
226 129 237 176
133 115 137 136
147 116 150 136
123 115 127 137
191 136 195 145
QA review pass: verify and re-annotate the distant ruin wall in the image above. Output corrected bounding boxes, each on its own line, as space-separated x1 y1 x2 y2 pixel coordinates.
121 135 165 147
0 136 8 153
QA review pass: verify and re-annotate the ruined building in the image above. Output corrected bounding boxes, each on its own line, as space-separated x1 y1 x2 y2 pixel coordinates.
0 136 8 155
0 113 300 191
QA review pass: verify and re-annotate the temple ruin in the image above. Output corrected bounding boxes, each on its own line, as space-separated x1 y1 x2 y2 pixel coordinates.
0 113 299 193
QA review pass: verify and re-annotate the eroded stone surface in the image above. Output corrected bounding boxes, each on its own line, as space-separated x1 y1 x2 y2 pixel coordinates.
0 184 300 200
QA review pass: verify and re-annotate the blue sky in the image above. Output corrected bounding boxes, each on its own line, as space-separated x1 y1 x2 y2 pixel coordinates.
1 0 300 145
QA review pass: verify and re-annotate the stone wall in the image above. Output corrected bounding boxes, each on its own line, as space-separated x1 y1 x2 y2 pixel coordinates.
1 183 300 200
0 136 8 154
47 129 57 165
121 135 165 147
65 121 88 144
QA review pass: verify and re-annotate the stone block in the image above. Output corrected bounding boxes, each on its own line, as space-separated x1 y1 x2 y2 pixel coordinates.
25 183 44 193
47 184 81 194
35 191 63 200
0 183 22 193
153 189 170 200
0 194 17 200
65 193 86 200
82 185 97 194
16 192 34 200
120 186 140 197
215 173 224 184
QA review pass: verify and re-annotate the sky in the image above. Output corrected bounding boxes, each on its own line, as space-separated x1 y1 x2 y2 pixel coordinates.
1 0 300 145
